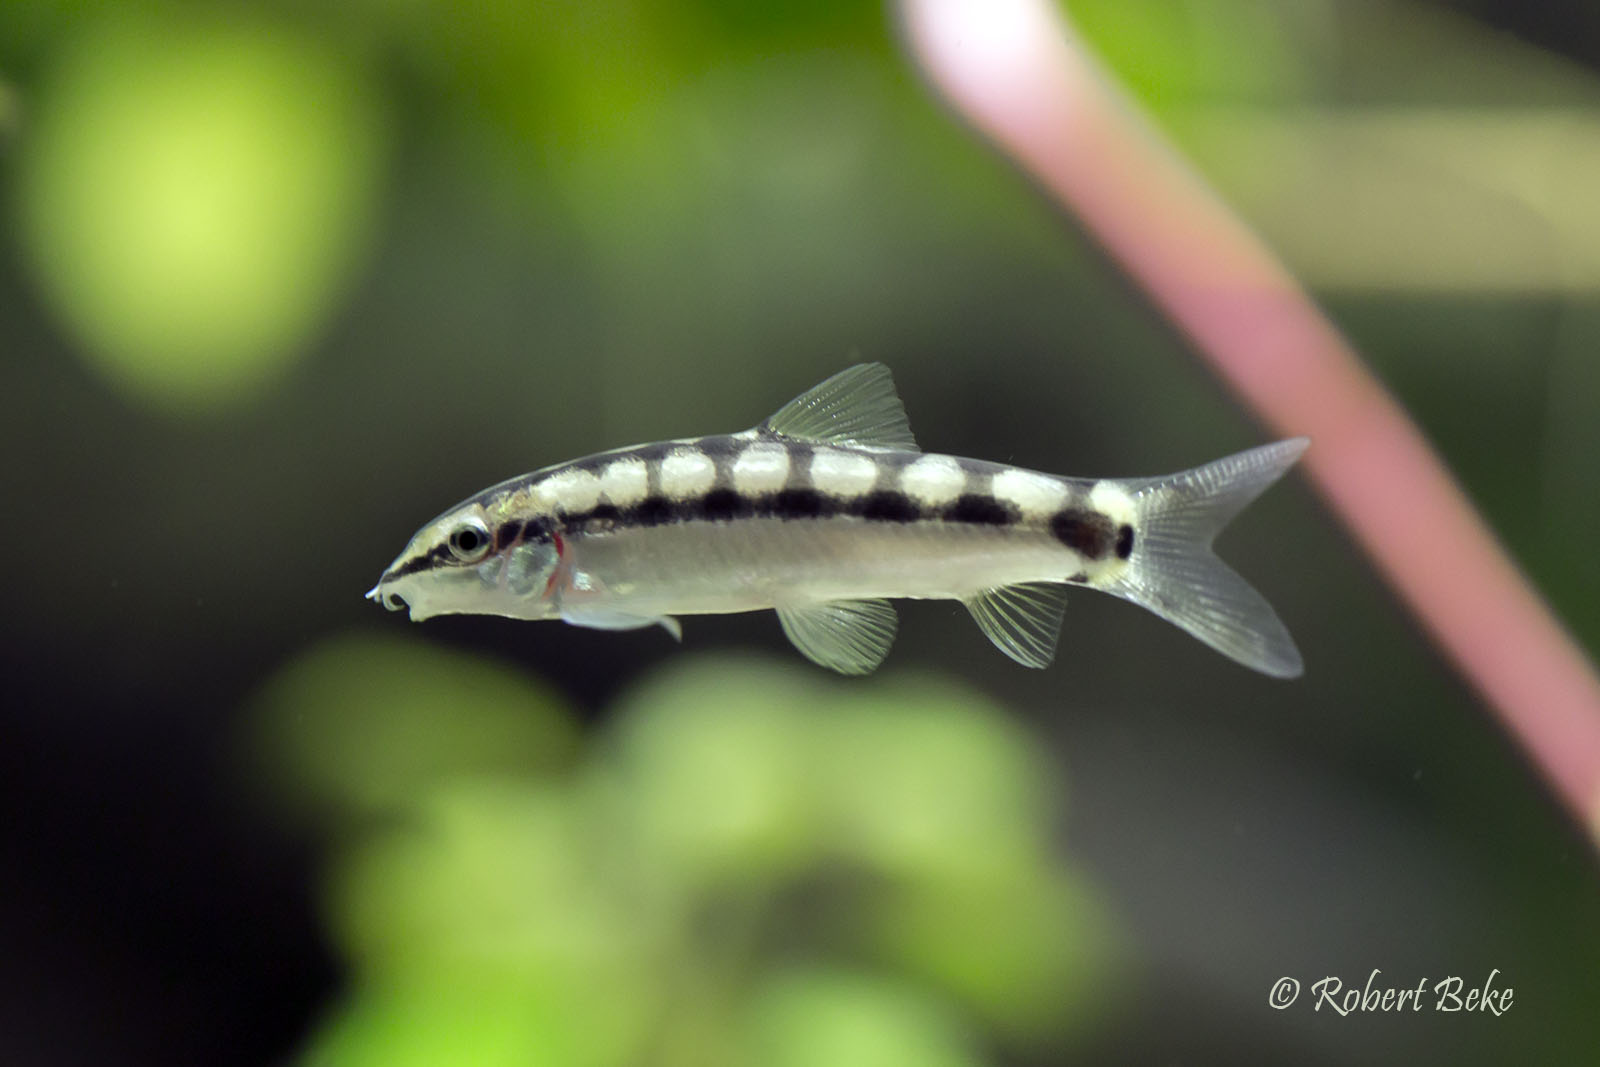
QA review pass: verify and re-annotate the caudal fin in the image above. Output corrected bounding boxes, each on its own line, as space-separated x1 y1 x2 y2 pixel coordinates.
1103 439 1308 678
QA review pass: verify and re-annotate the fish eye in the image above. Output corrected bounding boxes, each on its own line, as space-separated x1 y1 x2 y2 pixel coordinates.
447 519 491 563
382 592 408 612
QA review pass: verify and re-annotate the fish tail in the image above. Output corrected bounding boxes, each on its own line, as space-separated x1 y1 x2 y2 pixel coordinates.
1104 438 1309 678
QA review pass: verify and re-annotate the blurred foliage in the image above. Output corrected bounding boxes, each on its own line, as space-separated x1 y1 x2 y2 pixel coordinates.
14 9 385 411
1070 0 1315 108
252 642 1118 1067
248 634 577 829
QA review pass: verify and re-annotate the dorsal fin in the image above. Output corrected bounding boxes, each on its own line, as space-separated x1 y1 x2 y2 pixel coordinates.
760 363 919 451
965 582 1070 669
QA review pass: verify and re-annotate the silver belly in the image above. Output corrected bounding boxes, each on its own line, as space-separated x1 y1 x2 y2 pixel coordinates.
565 516 1085 617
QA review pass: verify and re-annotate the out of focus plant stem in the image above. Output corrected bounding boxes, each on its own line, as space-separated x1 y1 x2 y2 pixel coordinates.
900 0 1600 844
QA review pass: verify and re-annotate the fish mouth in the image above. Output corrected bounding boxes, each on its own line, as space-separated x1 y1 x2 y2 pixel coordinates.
364 581 408 613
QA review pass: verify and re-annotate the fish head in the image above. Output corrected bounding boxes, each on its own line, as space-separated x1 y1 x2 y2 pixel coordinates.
366 499 561 622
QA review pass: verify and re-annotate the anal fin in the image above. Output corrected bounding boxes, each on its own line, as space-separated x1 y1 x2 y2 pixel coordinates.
776 598 897 675
965 582 1069 669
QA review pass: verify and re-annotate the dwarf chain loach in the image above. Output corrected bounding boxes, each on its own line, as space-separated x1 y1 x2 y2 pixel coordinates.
368 364 1306 676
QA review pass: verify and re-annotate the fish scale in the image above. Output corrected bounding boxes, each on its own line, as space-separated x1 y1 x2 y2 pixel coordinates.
369 364 1308 677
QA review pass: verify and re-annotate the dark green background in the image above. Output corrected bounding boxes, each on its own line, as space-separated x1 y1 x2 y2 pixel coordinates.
2 2 1597 1064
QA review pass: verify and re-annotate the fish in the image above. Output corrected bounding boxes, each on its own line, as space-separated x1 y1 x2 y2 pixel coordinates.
367 364 1307 677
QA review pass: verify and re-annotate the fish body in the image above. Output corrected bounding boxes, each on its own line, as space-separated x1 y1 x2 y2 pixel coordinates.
369 364 1306 676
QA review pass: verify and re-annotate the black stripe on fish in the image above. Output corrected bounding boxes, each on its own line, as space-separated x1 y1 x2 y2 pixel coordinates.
699 487 756 521
1116 523 1135 559
524 516 555 541
942 494 1020 526
494 520 524 551
772 487 829 519
560 486 1022 531
388 542 452 580
1049 508 1116 559
396 484 1041 579
491 516 556 550
853 490 922 523
631 495 677 526
582 503 622 529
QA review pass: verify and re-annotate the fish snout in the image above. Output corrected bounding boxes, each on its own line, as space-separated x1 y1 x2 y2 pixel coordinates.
364 581 409 613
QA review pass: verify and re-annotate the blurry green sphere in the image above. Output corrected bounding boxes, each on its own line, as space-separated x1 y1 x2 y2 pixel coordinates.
603 659 822 884
16 13 385 412
248 632 579 828
744 966 986 1067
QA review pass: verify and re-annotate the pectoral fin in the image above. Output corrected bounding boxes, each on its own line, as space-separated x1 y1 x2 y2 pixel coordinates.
965 582 1069 668
561 603 683 641
775 598 897 675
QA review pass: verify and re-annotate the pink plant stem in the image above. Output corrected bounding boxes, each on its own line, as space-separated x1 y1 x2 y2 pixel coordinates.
901 0 1600 839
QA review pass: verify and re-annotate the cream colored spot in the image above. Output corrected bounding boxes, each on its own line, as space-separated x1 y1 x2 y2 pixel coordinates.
809 449 878 495
1088 479 1136 528
498 485 543 516
537 467 600 512
598 459 648 506
992 468 1068 516
731 444 790 493
901 454 966 506
660 448 716 497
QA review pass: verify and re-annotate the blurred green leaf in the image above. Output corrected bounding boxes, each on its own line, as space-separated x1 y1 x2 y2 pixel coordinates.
305 969 631 1067
16 11 385 412
816 680 1060 879
1069 0 1312 111
742 966 988 1067
597 658 823 886
249 632 578 828
866 870 1115 1042
318 782 658 1067
257 650 1118 1066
